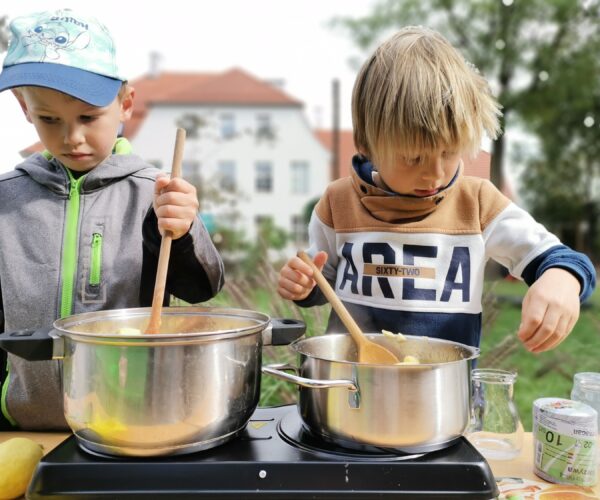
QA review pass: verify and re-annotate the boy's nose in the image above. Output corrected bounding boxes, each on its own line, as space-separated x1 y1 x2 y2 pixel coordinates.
422 155 444 180
64 125 85 146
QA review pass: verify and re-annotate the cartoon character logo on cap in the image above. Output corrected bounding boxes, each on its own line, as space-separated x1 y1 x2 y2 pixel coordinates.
19 13 90 62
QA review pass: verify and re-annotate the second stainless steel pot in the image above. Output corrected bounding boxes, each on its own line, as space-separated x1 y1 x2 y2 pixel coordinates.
0 307 305 456
263 334 479 453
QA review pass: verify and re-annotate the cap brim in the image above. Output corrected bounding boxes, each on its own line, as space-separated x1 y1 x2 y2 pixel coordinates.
0 62 122 106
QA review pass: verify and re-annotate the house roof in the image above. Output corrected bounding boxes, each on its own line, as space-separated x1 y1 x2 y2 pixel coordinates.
20 67 303 155
123 67 303 138
314 129 492 181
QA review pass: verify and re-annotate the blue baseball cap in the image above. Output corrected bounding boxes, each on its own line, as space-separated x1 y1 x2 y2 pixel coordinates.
0 9 125 106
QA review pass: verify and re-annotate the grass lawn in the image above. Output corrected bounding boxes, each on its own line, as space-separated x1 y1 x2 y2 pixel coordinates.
204 265 599 431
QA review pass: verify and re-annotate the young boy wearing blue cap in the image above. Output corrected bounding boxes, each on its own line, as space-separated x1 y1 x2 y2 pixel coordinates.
0 9 225 430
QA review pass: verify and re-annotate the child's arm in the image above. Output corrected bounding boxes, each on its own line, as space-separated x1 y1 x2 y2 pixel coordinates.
518 268 581 353
153 173 198 239
140 174 224 305
278 252 328 301
278 199 339 307
483 184 596 353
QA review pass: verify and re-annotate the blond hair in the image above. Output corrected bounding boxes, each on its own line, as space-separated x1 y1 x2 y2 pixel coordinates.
352 26 501 165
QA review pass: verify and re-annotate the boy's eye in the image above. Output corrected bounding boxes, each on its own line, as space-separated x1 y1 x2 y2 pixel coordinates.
38 115 58 124
404 156 421 165
80 115 97 122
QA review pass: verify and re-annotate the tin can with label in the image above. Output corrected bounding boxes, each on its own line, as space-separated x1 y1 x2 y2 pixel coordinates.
533 397 598 486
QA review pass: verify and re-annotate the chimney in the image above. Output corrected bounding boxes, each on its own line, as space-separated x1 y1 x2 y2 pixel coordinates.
331 78 340 181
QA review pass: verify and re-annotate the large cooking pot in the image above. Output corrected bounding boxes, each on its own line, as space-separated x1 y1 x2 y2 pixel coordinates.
0 307 305 457
262 333 478 453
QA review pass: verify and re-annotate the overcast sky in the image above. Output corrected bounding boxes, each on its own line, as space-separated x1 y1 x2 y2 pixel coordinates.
0 0 375 173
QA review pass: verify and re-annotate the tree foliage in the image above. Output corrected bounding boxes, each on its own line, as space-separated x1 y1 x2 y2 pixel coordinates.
332 0 600 256
518 29 600 254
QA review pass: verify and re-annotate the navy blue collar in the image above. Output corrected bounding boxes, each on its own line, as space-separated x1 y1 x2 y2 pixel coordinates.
352 155 460 199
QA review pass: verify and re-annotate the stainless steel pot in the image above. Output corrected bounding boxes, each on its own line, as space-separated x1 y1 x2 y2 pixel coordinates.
0 307 305 456
262 334 478 453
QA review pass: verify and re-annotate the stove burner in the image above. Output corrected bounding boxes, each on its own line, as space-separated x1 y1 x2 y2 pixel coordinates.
277 409 424 461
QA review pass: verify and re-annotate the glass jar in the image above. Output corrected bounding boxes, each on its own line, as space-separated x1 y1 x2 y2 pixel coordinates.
466 368 524 460
571 372 600 428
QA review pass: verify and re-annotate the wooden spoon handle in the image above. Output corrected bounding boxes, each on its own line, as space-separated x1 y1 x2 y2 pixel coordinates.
297 251 365 345
145 128 186 334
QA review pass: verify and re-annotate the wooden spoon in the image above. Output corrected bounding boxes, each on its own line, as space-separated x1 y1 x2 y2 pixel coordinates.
145 128 186 334
297 251 400 364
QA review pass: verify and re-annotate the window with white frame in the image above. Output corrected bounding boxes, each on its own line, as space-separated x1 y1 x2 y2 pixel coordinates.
220 113 235 139
218 161 236 192
255 161 273 192
290 161 309 194
291 214 309 245
256 113 274 139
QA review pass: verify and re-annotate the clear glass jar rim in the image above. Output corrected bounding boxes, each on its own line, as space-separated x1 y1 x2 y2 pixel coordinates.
573 372 600 392
471 368 517 384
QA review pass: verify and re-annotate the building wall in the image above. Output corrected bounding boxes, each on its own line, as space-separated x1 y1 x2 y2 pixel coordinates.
131 104 330 242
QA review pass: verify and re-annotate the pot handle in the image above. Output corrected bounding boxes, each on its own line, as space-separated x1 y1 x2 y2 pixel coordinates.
0 327 63 361
262 363 358 391
263 318 306 346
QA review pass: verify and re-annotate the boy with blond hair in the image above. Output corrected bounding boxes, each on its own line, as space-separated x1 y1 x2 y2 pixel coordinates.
278 26 595 353
0 9 224 429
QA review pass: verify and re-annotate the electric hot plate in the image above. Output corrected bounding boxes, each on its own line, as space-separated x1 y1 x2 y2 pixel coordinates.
28 405 499 499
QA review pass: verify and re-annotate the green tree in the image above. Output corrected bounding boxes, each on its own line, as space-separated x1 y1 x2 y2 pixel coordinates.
332 0 600 200
510 5 600 258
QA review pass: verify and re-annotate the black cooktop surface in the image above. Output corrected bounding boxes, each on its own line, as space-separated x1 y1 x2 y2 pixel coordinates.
28 405 499 499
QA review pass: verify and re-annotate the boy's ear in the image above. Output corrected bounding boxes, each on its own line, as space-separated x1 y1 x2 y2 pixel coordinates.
119 85 135 122
357 147 370 160
12 89 33 123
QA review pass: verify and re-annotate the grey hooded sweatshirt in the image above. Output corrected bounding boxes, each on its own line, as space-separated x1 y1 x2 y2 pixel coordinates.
0 151 224 429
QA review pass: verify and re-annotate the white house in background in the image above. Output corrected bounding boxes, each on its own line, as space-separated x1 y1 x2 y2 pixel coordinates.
20 67 495 244
125 68 330 243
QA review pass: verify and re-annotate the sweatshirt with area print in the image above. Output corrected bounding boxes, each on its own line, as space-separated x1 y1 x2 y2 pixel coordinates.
296 156 595 348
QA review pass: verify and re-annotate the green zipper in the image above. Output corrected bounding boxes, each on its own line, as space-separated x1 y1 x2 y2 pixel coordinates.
60 170 85 318
89 233 103 286
1 366 17 426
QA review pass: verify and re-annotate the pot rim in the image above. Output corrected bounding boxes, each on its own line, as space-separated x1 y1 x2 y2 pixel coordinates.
289 333 480 366
53 306 271 343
